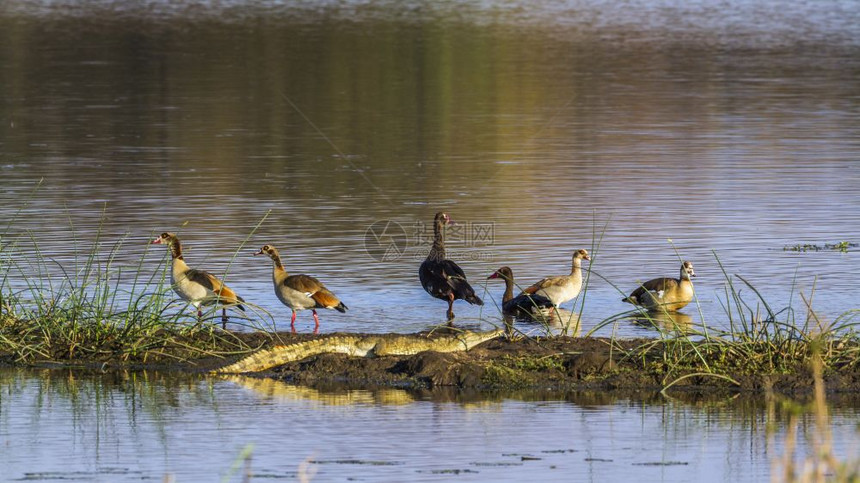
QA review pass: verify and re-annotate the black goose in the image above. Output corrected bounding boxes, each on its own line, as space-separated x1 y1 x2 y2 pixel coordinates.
487 266 554 316
419 212 483 320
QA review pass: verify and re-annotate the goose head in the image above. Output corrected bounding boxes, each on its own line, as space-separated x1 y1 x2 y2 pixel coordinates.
150 232 179 246
487 266 513 281
254 244 281 260
433 212 453 227
573 249 591 262
680 261 695 280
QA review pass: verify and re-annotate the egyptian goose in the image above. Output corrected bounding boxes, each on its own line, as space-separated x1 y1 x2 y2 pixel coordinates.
419 212 484 320
487 266 554 316
623 260 696 312
149 232 245 328
254 244 347 334
517 249 590 307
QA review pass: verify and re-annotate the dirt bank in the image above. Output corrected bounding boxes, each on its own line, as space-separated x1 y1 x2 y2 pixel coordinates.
4 329 857 394
191 332 860 395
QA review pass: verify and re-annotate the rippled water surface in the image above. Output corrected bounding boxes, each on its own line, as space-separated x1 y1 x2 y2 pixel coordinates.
1 368 858 482
2 1 860 476
2 0 860 336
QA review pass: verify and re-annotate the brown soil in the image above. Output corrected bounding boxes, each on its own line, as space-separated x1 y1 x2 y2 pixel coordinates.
4 329 857 395
179 331 860 395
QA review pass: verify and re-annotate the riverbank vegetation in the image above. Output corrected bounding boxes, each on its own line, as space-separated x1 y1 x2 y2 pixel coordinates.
1 212 858 393
474 249 859 393
621 259 860 391
0 221 263 364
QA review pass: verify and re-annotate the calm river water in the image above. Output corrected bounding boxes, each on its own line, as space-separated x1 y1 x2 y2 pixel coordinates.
1 368 859 482
1 0 859 336
1 0 859 480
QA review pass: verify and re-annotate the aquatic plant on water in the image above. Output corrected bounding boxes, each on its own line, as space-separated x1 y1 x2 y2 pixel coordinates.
783 241 857 253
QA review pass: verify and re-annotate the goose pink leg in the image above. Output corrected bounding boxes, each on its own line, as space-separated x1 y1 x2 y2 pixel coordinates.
290 310 297 334
312 309 320 335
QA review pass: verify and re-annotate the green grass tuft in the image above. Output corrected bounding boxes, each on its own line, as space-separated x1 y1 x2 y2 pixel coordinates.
0 209 275 364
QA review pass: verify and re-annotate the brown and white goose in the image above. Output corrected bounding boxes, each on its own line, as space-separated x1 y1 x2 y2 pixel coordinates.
150 232 245 328
254 244 347 334
487 266 554 316
419 212 483 320
517 249 590 308
623 260 696 312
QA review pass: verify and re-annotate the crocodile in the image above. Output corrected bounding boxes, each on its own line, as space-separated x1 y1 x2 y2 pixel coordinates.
211 328 503 374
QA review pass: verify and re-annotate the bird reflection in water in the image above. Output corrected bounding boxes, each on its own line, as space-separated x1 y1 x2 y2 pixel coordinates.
627 310 694 334
502 307 582 337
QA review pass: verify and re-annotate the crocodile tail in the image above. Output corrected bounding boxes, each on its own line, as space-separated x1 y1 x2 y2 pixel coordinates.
214 346 288 374
212 336 365 374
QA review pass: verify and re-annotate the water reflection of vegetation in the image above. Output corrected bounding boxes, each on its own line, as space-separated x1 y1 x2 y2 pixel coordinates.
4 366 857 482
769 357 860 482
7 366 859 420
0 368 219 451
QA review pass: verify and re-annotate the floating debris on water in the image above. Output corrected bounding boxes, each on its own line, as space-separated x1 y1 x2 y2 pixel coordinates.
309 460 402 466
783 241 857 252
423 469 480 474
